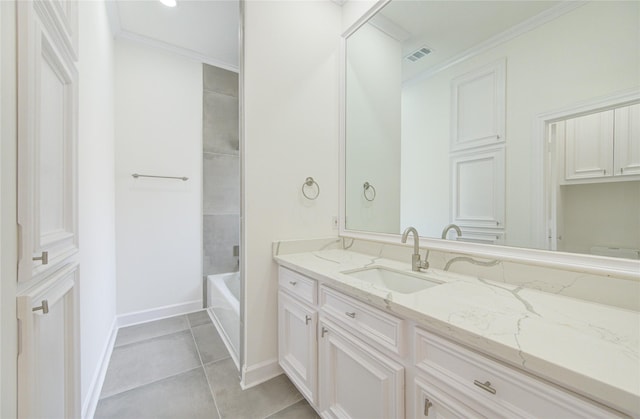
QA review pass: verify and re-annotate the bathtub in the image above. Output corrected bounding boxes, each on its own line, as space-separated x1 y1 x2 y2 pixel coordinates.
206 271 240 368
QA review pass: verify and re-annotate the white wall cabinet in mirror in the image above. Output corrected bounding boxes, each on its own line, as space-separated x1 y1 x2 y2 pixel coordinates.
451 59 505 152
614 103 640 177
564 110 614 181
451 146 505 237
342 0 640 269
563 103 640 182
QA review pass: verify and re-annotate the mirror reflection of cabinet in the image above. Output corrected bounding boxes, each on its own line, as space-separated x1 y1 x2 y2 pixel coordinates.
451 147 505 240
614 103 640 176
563 103 640 182
449 61 506 243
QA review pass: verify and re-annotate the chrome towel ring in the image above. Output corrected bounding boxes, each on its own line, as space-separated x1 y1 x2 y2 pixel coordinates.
302 177 320 200
363 182 376 201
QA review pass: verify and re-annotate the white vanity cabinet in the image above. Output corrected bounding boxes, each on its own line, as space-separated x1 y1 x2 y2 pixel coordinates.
277 266 624 418
318 285 406 418
277 267 318 405
412 328 623 419
318 318 405 419
563 103 640 182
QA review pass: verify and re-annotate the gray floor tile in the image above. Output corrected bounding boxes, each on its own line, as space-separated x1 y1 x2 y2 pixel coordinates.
100 330 201 399
204 358 302 419
95 367 219 419
192 323 230 364
189 310 213 327
115 315 189 347
266 399 319 419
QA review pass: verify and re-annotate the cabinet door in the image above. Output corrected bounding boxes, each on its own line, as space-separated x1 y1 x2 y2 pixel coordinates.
451 147 505 231
318 320 404 419
16 264 80 419
278 291 317 404
413 376 485 419
564 110 614 180
451 59 506 151
17 0 79 284
614 103 640 176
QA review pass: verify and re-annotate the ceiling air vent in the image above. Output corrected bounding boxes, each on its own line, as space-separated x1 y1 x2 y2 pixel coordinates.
405 46 432 63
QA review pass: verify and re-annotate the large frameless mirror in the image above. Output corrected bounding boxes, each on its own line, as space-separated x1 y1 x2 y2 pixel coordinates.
344 0 640 262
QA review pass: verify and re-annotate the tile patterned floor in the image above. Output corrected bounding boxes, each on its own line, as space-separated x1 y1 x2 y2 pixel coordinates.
95 311 319 419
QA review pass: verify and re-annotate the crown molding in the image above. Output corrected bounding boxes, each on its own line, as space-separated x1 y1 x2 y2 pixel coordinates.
104 0 238 72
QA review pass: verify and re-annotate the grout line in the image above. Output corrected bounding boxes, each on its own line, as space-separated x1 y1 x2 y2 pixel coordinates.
262 398 308 419
189 319 224 419
99 366 204 402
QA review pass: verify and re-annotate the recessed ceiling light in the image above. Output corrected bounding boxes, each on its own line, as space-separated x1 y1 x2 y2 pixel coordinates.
159 0 177 7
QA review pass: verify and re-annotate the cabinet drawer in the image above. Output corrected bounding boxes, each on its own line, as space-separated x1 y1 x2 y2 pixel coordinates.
320 286 403 355
278 267 316 305
414 327 622 418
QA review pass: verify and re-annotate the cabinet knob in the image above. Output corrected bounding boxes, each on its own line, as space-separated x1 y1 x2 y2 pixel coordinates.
423 398 433 416
345 311 356 318
473 380 496 394
305 315 311 325
289 281 297 286
32 299 49 314
32 251 48 265
621 168 624 174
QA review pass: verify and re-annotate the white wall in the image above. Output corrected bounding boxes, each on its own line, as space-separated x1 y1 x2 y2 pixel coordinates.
243 0 341 383
561 181 640 255
114 39 203 317
0 2 18 417
77 1 118 414
401 2 640 245
345 23 401 234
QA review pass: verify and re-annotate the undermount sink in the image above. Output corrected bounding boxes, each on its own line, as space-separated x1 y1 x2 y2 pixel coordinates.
342 266 441 294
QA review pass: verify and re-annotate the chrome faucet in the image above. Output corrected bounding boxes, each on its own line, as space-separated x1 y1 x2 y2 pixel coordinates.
441 223 462 239
401 227 429 271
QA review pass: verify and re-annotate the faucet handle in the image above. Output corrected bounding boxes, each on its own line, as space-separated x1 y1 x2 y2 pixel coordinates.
420 249 430 270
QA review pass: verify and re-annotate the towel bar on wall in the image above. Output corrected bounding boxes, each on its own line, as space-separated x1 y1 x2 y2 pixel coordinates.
132 173 189 181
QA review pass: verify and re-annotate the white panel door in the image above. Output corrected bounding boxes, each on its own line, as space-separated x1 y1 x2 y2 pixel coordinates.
451 59 506 152
614 103 640 176
15 1 80 417
564 110 614 180
278 290 318 405
16 264 80 419
318 319 404 419
17 0 78 284
451 147 505 231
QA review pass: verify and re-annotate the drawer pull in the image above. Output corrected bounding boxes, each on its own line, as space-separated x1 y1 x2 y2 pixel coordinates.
305 315 311 325
474 380 496 395
423 398 433 416
289 281 297 286
32 251 48 265
321 326 329 338
345 311 356 318
32 299 49 314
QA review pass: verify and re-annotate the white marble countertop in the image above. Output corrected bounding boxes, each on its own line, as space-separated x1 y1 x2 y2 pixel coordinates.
273 247 640 415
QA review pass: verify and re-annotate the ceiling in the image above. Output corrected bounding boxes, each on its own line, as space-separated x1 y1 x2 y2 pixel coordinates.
373 1 564 82
106 0 239 72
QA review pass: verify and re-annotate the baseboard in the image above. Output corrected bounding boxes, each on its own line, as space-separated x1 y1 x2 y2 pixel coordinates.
240 357 283 390
81 317 118 419
116 300 202 328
